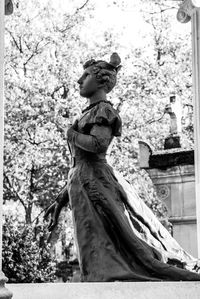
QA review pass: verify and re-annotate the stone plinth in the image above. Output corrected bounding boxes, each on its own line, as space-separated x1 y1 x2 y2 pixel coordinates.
147 164 197 257
8 282 200 299
138 142 197 257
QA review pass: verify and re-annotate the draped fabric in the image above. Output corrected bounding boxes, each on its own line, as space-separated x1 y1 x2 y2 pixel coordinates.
67 101 200 282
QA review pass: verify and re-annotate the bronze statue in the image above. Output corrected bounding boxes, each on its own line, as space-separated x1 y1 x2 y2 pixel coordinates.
45 53 200 282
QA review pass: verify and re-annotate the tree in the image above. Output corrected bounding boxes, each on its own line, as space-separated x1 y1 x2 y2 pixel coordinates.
4 0 193 234
4 0 93 223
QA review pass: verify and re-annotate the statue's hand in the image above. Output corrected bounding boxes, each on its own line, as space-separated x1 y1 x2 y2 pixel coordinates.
44 202 59 231
67 120 78 140
44 186 69 231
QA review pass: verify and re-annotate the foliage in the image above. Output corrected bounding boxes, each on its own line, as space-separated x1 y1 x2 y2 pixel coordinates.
4 0 93 223
4 0 194 246
2 214 56 283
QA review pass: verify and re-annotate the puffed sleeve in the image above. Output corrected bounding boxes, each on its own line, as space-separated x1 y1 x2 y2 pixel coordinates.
92 103 122 137
67 103 122 153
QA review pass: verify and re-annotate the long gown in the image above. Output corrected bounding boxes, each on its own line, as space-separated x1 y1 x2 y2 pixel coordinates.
67 100 200 282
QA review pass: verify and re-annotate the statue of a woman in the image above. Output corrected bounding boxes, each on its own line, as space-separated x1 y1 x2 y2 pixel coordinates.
45 53 200 282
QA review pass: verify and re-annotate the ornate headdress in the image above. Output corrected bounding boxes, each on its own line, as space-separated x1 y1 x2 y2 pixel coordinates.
83 53 121 73
83 53 122 93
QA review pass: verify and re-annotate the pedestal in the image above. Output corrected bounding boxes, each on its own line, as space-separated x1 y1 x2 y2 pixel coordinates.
8 282 200 299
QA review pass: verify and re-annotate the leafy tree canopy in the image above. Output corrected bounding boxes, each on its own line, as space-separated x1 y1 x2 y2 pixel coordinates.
4 0 193 226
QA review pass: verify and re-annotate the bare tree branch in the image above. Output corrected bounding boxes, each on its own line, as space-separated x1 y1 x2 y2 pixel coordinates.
19 36 23 53
143 7 177 15
6 29 23 53
146 112 165 125
76 0 90 12
4 173 26 209
24 138 51 146
58 0 90 33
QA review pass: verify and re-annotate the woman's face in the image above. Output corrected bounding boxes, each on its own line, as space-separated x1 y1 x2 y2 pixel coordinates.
77 66 100 98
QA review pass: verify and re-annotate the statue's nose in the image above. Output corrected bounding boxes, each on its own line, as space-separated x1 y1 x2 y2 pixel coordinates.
77 77 82 85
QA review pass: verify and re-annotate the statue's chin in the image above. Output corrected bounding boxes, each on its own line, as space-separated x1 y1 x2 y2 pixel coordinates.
80 90 90 99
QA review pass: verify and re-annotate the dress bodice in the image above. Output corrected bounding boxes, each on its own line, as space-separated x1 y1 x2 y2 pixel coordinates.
67 101 122 162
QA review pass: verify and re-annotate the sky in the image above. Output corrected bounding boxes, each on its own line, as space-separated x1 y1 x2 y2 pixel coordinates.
83 0 191 62
49 0 191 54
83 0 147 50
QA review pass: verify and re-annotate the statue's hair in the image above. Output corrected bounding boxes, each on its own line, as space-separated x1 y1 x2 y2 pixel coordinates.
83 53 122 93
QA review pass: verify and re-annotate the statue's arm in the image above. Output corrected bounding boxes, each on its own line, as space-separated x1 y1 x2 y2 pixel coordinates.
44 184 69 231
67 124 112 153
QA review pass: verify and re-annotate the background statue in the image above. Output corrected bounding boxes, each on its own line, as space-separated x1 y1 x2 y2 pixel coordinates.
164 95 182 149
45 53 200 282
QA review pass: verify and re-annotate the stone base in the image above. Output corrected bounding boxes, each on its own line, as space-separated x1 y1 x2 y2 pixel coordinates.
0 272 12 299
9 282 200 299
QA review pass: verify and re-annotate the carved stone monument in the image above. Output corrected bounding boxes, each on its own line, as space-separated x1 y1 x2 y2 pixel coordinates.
164 95 182 149
138 141 197 256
